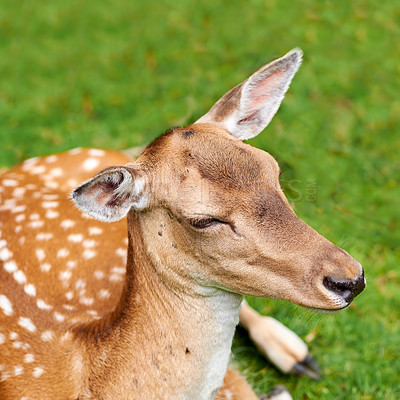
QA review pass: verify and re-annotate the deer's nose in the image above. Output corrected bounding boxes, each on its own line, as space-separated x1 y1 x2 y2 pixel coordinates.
323 269 365 304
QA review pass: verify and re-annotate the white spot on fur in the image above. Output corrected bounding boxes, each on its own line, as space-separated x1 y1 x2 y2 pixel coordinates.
23 157 39 166
75 279 86 290
22 343 30 351
62 304 75 311
40 263 52 272
42 194 59 200
28 220 44 229
45 155 58 163
9 332 19 340
98 289 111 299
0 247 13 261
46 210 60 219
24 284 36 297
111 267 125 275
12 187 26 197
1 371 10 381
89 226 103 235
12 205 26 214
37 299 53 310
83 249 96 260
30 213 40 220
4 260 18 273
30 165 46 175
115 248 126 258
0 201 16 212
24 353 35 363
0 333 5 344
61 219 75 230
18 317 36 332
66 260 77 269
36 248 46 262
59 270 72 282
57 248 70 258
82 239 96 248
14 365 23 376
66 179 78 187
42 201 59 209
65 291 74 300
41 330 54 342
49 168 63 177
36 233 53 241
109 274 123 282
0 294 13 316
33 366 45 378
88 149 106 157
15 214 26 223
79 297 94 306
68 234 83 243
18 237 26 246
93 270 105 280
60 331 71 342
54 312 65 322
14 270 27 284
82 158 100 171
2 179 18 187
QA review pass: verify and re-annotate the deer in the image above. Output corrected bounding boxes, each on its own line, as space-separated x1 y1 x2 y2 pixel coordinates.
0 48 365 400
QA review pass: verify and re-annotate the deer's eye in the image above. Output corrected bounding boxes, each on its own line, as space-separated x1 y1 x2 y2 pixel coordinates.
187 217 224 229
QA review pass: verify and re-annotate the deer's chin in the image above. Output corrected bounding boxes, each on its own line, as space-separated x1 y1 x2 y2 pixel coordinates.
303 304 350 314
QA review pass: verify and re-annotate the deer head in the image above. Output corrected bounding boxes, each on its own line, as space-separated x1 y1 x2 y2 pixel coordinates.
73 48 365 311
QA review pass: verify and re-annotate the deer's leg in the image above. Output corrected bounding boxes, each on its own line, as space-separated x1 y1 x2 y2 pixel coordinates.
216 369 293 400
239 301 320 379
216 368 259 400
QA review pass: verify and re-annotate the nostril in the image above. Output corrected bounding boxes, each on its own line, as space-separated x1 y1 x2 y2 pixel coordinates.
323 270 365 303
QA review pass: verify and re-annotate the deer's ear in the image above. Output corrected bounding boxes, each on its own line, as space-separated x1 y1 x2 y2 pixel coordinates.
72 166 149 222
196 48 302 140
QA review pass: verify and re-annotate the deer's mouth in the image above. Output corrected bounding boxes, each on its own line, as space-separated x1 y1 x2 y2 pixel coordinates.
304 304 350 314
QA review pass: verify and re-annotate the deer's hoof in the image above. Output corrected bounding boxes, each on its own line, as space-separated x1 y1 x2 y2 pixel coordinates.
260 385 293 400
290 354 321 380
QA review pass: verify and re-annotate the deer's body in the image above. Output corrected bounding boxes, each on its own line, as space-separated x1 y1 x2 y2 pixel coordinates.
0 49 365 399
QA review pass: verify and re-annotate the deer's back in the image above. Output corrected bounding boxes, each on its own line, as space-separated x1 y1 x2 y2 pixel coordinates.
0 149 130 389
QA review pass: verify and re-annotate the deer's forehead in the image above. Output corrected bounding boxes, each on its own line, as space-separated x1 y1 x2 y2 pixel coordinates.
180 134 278 191
143 128 279 193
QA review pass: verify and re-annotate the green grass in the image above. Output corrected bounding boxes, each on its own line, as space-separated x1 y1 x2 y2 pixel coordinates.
1 0 399 398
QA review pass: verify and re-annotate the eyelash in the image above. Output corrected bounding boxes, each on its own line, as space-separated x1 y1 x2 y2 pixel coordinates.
187 217 224 229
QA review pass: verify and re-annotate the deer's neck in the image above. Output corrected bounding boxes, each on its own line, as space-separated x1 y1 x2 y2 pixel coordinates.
77 212 242 400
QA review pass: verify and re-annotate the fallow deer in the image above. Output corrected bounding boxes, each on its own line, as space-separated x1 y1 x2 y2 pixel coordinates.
0 49 365 399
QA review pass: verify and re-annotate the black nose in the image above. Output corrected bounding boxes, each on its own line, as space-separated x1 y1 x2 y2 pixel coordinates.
323 270 365 303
